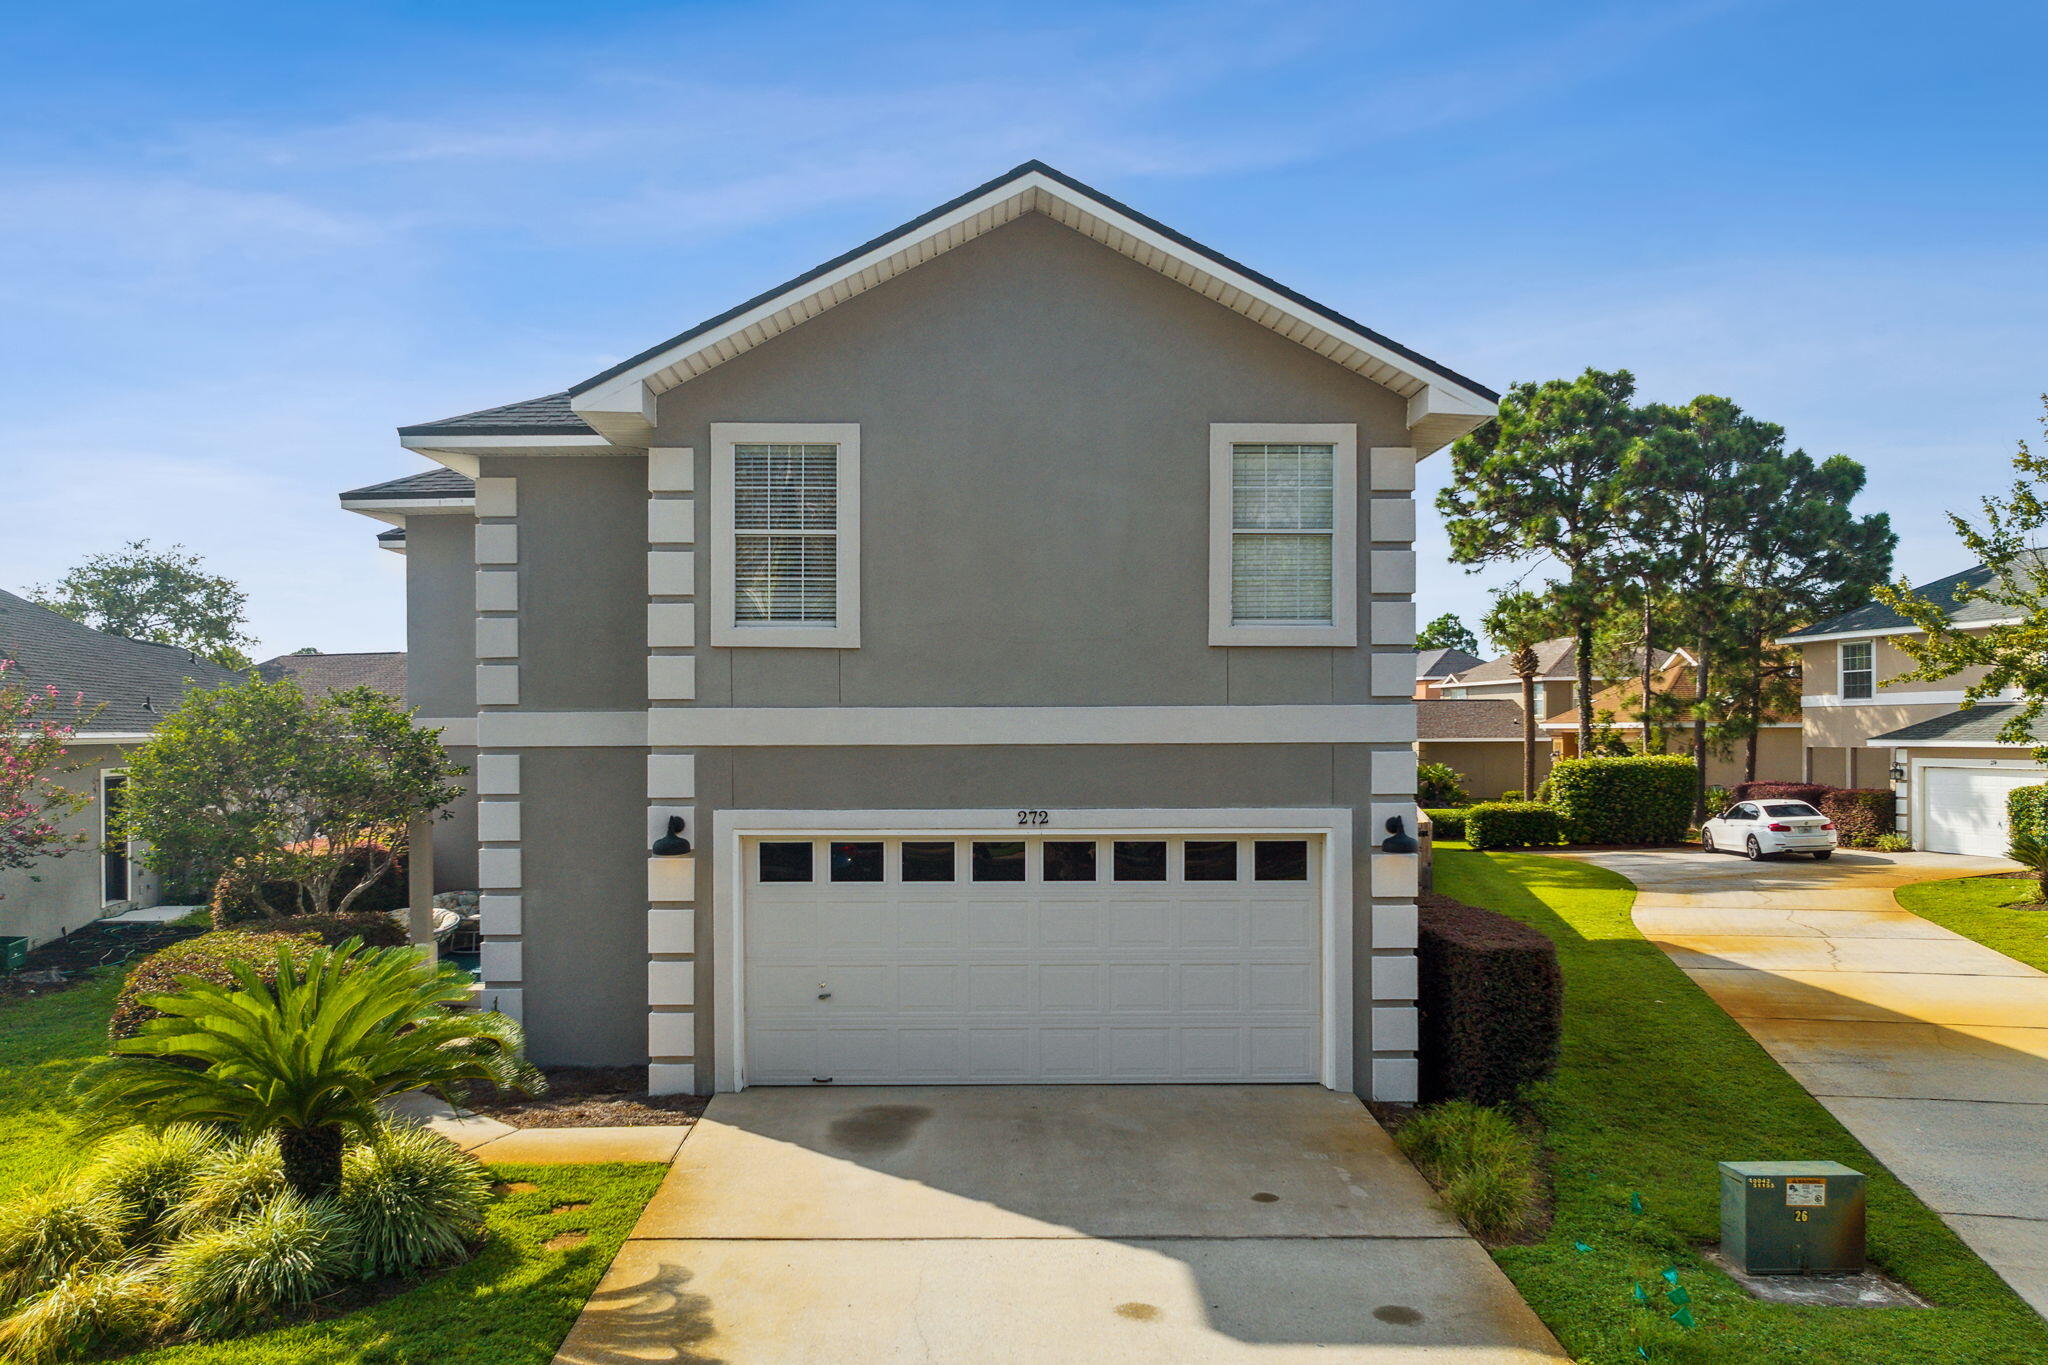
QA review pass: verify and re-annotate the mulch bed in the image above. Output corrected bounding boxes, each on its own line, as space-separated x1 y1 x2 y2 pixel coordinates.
0 918 208 1000
463 1066 709 1128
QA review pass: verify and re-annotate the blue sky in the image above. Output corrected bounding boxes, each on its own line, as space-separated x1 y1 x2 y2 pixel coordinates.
3 0 2043 658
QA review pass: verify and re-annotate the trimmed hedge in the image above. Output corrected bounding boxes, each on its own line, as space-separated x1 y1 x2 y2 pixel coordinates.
2011 785 2048 843
1818 788 1894 847
1550 754 1693 845
1416 892 1563 1105
1425 808 1468 841
1465 802 1562 850
110 930 323 1041
1731 781 1832 805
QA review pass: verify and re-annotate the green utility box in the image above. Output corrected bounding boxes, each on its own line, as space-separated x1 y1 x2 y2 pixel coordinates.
1720 1161 1866 1275
0 936 25 972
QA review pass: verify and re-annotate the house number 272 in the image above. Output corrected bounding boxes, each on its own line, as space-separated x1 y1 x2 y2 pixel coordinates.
1016 810 1050 825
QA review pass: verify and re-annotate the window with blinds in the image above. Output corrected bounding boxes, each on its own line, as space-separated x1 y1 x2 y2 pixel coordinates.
733 443 838 623
1230 442 1335 624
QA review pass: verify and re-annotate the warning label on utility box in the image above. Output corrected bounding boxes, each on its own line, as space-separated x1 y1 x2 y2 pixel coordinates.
1786 1179 1827 1208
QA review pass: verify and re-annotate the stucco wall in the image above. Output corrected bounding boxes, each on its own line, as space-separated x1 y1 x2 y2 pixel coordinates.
1418 742 1551 800
0 744 154 948
403 515 483 892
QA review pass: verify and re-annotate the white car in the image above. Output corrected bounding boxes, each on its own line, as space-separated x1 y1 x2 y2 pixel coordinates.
1701 800 1838 860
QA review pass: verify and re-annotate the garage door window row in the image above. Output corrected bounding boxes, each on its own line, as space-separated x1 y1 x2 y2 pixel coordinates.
756 837 1310 886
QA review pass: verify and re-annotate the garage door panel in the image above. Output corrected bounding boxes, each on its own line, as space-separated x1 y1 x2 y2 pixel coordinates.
1923 766 2038 857
897 964 963 1011
968 1028 1033 1078
1037 964 1104 1011
1109 964 1171 1011
1109 902 1170 946
1107 1029 1173 1078
1252 1027 1317 1076
1180 1027 1247 1077
968 964 1032 1011
1180 964 1242 1009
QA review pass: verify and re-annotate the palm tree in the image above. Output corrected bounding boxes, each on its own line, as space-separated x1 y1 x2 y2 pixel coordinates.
71 941 541 1199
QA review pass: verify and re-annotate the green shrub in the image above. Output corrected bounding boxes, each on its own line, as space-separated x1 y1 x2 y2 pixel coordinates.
1464 802 1562 850
1498 788 1524 802
166 1136 286 1236
335 1124 492 1277
1550 755 1694 845
0 1263 162 1365
1872 831 1912 853
108 930 321 1041
160 1194 348 1336
1417 761 1470 807
1395 1100 1541 1238
2010 784 2048 842
78 1127 216 1243
1416 895 1562 1104
1818 788 1894 846
1703 785 1732 818
212 842 408 927
0 1189 126 1309
1424 808 1468 842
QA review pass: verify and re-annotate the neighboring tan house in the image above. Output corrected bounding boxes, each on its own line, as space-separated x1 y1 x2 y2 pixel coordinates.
1414 646 1483 699
256 650 407 699
0 589 241 947
1538 659 1802 786
1780 563 2042 856
1417 697 1543 798
337 160 1498 1100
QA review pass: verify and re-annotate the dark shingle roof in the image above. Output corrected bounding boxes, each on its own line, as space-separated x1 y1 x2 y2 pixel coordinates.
256 651 406 700
1417 698 1530 741
1784 563 2018 639
397 392 595 439
0 589 243 735
1870 703 2039 745
1417 647 1485 679
376 527 407 544
340 468 477 501
1450 639 1675 687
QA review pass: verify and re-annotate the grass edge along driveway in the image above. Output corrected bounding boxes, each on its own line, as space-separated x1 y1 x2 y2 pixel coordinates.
1435 846 2048 1365
0 970 666 1365
1894 873 2048 974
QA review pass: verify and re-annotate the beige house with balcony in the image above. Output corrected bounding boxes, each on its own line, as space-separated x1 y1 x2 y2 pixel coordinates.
1780 562 2043 856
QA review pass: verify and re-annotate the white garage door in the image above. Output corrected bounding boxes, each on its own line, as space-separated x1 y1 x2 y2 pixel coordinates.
1922 766 2038 856
742 833 1322 1085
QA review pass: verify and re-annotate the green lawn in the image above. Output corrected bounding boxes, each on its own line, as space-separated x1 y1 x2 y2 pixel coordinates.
0 971 664 1365
1895 874 2048 973
1436 846 2048 1364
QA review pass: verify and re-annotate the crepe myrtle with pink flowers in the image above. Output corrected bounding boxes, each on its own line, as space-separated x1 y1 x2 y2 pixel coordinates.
0 658 101 892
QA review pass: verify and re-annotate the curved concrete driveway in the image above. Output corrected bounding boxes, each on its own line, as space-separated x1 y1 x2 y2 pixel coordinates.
1574 846 2048 1316
553 1086 1566 1363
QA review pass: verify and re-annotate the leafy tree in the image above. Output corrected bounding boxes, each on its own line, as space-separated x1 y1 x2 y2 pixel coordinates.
1879 398 2048 756
33 541 254 669
1416 613 1479 655
1439 368 1653 757
0 660 101 893
1483 589 1554 800
117 676 465 917
71 940 541 1199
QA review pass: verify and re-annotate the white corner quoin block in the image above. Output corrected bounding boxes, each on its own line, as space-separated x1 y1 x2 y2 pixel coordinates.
648 855 697 903
648 1011 697 1056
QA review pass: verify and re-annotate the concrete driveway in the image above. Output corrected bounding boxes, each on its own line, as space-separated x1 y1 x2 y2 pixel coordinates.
1575 846 2048 1315
553 1085 1566 1363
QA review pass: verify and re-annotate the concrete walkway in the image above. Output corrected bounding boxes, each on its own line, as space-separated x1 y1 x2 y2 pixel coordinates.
1574 846 2048 1316
383 1091 693 1164
552 1086 1567 1364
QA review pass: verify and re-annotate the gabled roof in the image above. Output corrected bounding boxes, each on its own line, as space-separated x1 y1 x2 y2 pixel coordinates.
1448 638 1676 688
1538 660 1796 731
1417 698 1529 741
1417 647 1485 680
0 589 243 737
340 468 477 501
1868 702 2040 746
400 161 1497 457
1781 561 2024 642
256 651 406 700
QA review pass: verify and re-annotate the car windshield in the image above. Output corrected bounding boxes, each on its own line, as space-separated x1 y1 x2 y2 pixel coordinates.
1763 802 1821 818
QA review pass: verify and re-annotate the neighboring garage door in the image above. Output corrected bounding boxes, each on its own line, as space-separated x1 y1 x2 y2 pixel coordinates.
742 833 1322 1085
1921 765 2039 856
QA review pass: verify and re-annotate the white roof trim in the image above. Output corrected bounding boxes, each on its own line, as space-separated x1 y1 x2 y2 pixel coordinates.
338 496 476 527
569 171 1496 452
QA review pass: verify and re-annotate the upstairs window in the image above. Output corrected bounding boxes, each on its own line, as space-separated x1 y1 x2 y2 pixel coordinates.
1840 640 1874 700
712 423 861 647
1208 424 1356 646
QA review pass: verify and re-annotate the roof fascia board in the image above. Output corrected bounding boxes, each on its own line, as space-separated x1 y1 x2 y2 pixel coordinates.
1777 619 2021 646
1862 737 2036 748
338 496 475 528
568 167 1498 452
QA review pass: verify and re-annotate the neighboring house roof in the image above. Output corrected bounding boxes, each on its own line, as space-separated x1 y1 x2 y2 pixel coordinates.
1448 638 1676 687
397 161 1497 458
255 651 406 700
1417 698 1530 741
340 468 477 501
1868 703 2039 747
1782 560 2029 641
0 588 243 737
1417 647 1485 680
1540 662 1798 732
376 527 407 547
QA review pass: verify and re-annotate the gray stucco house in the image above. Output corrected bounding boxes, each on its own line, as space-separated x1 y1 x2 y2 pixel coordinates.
340 162 1497 1101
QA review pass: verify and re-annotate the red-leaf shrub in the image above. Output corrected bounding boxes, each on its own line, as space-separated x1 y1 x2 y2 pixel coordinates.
1731 781 1832 805
1417 893 1563 1105
110 929 322 1040
1818 788 1895 847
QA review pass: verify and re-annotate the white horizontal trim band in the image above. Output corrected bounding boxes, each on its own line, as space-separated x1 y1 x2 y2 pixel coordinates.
1803 690 1999 708
415 717 479 747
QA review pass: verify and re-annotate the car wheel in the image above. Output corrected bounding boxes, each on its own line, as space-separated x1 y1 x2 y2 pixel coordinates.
1701 829 1715 853
1746 836 1765 861
1813 849 1833 861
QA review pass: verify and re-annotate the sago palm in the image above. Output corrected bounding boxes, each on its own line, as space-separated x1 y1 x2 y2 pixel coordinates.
71 940 541 1200
2009 830 2048 905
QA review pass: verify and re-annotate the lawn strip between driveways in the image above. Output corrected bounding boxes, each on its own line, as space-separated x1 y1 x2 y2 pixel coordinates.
1435 845 2048 1364
1895 874 2048 974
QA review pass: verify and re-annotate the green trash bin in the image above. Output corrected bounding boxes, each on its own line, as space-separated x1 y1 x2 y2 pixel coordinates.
0 936 27 972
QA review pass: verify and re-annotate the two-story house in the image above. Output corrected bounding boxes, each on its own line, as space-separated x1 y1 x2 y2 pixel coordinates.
1781 562 2044 856
338 162 1497 1102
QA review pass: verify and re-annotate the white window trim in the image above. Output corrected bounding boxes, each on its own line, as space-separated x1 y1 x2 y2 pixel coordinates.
1838 639 1875 701
1208 423 1358 647
710 422 861 648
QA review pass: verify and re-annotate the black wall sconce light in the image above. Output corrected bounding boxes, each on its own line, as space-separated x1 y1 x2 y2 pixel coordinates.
1381 814 1418 854
1889 763 1907 784
650 815 692 857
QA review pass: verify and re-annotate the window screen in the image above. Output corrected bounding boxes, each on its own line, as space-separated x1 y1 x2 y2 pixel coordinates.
1840 640 1874 700
1231 443 1335 624
733 443 837 623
